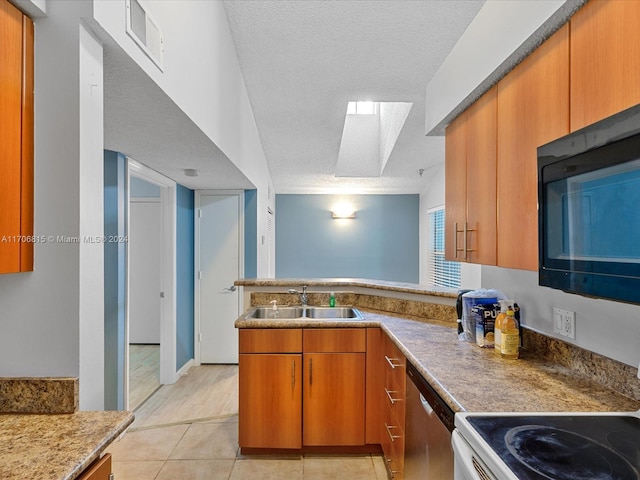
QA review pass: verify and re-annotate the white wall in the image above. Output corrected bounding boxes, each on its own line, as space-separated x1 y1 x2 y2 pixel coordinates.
0 1 106 409
92 0 275 276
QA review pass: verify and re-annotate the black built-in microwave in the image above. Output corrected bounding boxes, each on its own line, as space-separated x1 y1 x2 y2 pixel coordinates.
538 103 640 304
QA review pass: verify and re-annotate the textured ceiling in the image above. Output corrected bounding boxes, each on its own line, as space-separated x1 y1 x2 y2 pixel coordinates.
223 0 486 193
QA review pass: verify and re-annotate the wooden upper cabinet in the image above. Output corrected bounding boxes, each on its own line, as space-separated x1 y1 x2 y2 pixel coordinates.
444 112 467 262
496 25 570 271
0 0 33 273
571 0 640 131
465 86 497 266
444 87 497 265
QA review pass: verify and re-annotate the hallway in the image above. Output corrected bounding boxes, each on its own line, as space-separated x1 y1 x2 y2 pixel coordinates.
106 365 387 479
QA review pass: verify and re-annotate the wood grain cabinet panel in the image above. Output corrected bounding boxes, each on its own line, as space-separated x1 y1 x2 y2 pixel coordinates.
570 0 640 131
303 328 365 353
77 453 112 480
445 87 497 265
0 0 33 273
496 25 570 271
302 352 365 446
239 352 302 449
466 86 497 266
444 112 467 262
239 328 302 353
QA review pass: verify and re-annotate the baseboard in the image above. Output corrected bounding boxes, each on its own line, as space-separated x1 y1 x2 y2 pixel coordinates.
177 358 194 377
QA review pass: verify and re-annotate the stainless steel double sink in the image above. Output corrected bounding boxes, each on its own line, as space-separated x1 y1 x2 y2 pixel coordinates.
244 305 364 321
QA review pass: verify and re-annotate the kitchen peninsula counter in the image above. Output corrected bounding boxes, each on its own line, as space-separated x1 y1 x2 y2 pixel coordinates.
235 278 640 414
0 410 134 480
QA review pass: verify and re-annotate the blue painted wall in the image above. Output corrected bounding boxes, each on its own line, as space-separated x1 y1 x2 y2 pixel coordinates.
244 189 258 278
104 150 127 410
176 185 195 370
275 194 419 282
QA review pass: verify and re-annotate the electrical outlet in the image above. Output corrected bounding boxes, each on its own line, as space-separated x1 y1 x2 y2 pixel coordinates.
553 307 576 339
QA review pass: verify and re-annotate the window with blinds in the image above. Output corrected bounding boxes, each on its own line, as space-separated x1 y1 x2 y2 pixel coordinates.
427 206 461 288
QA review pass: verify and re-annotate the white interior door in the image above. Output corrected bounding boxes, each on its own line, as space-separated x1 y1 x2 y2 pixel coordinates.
198 193 242 364
129 199 161 344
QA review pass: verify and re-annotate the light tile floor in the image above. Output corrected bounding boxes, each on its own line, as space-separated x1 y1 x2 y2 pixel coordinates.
107 365 388 480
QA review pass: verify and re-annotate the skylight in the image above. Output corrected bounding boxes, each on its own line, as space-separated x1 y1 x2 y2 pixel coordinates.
346 101 379 115
336 101 413 177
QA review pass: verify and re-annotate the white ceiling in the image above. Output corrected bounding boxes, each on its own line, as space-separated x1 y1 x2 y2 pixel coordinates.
104 1 486 193
223 0 486 194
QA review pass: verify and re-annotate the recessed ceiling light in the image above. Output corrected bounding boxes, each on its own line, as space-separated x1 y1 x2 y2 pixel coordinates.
184 168 200 177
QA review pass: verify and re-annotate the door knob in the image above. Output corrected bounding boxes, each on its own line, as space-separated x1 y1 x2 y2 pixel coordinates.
223 285 237 292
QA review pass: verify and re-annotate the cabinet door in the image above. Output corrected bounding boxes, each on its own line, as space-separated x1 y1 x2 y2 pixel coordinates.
465 86 497 265
303 352 365 446
239 353 302 449
0 0 33 273
497 25 569 271
571 0 640 131
444 112 467 261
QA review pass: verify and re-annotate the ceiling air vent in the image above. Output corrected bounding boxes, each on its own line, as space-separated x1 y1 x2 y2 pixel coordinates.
126 0 164 71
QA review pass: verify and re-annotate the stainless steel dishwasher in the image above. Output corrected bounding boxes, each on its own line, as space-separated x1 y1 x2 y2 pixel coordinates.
404 362 455 480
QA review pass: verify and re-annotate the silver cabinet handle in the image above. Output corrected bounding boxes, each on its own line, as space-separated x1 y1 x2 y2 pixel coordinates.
454 221 459 259
384 355 403 369
291 360 295 390
223 285 237 292
309 357 313 386
385 388 401 405
384 423 401 442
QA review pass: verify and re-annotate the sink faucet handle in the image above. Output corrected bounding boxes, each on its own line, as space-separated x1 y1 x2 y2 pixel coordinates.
270 299 278 309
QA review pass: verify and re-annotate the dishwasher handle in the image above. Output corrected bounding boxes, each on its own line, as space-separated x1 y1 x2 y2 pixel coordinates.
420 393 434 415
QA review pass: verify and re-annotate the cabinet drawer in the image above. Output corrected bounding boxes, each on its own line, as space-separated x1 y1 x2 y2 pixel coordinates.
382 412 405 479
239 329 302 353
303 328 366 352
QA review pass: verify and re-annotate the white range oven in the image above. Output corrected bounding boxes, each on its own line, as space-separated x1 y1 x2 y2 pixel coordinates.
453 411 640 480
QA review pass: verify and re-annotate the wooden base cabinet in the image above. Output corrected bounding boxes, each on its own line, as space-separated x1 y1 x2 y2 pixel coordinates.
239 352 302 449
239 329 303 449
238 328 366 450
302 352 365 446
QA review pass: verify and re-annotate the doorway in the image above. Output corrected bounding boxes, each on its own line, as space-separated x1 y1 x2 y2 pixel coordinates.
195 191 243 364
128 176 161 409
126 158 177 410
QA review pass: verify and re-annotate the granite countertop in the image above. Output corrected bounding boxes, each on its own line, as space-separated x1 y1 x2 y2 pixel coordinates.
0 410 134 480
235 309 640 414
235 277 458 299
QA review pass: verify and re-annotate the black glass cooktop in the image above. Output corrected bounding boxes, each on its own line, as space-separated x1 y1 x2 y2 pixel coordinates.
468 415 640 480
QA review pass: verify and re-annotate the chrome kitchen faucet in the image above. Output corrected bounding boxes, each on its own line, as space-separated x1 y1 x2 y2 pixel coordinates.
288 285 308 306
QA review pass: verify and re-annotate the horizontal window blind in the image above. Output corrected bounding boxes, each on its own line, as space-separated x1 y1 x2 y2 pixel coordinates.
427 207 460 288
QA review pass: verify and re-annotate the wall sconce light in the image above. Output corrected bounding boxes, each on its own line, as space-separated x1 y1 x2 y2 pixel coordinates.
331 203 356 219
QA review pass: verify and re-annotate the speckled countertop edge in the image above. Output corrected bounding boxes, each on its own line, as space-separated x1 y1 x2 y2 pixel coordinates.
235 277 458 299
236 308 640 414
0 410 134 480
